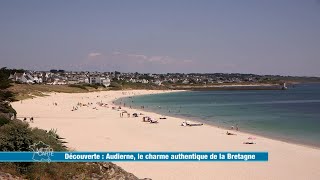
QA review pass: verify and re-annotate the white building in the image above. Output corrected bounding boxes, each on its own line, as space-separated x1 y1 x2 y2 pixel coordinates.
89 76 111 87
182 79 189 84
101 77 111 87
154 80 162 86
141 79 149 84
9 72 34 84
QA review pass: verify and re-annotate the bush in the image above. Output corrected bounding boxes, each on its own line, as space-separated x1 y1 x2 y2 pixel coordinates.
0 115 10 126
68 84 87 90
30 128 67 151
0 90 15 101
0 120 33 151
0 119 67 176
0 120 67 152
0 102 17 116
84 83 103 89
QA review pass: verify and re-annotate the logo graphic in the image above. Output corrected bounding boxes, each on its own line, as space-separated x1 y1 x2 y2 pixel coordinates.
29 141 54 162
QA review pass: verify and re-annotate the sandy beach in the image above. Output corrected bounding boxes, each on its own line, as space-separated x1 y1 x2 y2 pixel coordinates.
12 90 320 180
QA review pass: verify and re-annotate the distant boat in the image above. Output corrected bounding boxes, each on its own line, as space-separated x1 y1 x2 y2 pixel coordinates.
281 82 288 90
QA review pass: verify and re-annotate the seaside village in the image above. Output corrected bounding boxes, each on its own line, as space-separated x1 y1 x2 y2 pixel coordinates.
9 70 268 145
8 69 268 87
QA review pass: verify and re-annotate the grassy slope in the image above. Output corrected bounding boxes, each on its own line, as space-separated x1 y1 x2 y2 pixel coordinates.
9 84 105 101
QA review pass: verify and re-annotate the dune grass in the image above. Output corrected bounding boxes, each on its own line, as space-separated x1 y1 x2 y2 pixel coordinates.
9 84 105 101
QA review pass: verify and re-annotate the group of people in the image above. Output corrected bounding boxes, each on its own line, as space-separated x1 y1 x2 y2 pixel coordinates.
72 106 78 111
226 125 257 144
23 117 34 123
231 124 239 131
143 116 158 123
120 112 130 118
71 101 110 111
226 124 239 135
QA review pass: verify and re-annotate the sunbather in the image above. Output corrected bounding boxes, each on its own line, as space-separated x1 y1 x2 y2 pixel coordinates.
149 119 158 123
186 122 203 126
181 122 187 126
143 116 150 122
226 131 236 135
243 142 256 144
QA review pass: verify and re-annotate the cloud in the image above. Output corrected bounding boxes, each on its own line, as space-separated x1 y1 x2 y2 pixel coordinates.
112 51 121 55
111 52 174 64
183 59 193 63
88 52 102 58
114 52 191 65
127 54 148 60
148 56 174 64
79 51 195 73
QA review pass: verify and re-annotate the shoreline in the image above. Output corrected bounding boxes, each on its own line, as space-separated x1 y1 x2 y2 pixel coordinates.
116 92 320 150
12 90 320 180
116 93 320 150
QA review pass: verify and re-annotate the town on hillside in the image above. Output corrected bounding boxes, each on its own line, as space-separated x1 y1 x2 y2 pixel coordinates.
7 69 320 87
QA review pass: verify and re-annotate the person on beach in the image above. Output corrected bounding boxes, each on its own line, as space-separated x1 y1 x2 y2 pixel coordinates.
226 131 236 135
243 142 255 144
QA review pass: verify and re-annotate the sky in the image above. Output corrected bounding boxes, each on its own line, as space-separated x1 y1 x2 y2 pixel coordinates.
0 0 320 76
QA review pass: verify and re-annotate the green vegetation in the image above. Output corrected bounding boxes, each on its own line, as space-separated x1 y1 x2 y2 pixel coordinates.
68 84 88 90
69 83 106 90
0 68 68 178
0 119 140 179
9 84 104 101
0 115 10 126
0 68 141 179
0 119 74 179
109 80 168 90
0 68 17 122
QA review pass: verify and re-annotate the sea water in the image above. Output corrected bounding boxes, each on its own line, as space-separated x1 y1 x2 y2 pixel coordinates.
118 83 320 147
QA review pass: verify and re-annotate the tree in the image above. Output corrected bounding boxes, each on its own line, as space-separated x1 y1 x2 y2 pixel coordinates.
0 67 13 89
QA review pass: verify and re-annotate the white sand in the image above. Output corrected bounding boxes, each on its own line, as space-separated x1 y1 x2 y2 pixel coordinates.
12 90 320 180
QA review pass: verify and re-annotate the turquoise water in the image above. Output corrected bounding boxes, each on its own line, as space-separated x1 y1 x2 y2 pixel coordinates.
118 84 320 147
